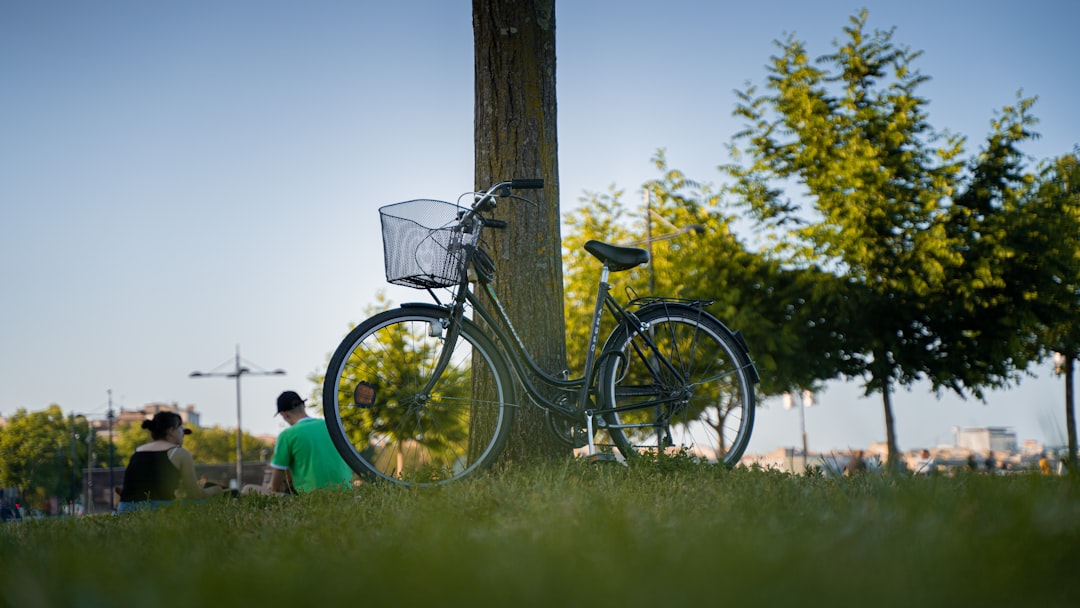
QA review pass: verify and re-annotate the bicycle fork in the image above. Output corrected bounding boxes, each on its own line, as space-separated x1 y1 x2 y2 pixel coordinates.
417 300 466 400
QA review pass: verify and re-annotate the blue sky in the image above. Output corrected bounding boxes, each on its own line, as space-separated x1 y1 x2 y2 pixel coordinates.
3 1 1078 455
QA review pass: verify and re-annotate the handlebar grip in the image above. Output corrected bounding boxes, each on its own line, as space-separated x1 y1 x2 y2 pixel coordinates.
483 219 507 229
510 178 544 190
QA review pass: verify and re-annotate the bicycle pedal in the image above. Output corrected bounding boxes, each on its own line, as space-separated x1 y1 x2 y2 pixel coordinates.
587 452 618 464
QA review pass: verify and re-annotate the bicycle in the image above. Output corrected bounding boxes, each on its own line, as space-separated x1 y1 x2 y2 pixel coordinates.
323 179 759 486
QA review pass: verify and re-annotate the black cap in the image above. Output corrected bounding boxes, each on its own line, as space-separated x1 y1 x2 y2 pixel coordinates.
276 390 305 415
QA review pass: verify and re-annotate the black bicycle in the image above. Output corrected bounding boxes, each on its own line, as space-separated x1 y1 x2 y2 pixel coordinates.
323 179 758 486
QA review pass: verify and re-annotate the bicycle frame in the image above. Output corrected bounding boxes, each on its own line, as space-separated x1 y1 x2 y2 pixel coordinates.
424 244 694 436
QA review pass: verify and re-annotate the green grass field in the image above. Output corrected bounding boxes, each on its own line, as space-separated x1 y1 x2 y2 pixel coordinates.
2 457 1078 607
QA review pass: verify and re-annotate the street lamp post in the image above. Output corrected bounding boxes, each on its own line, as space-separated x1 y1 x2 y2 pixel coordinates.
85 427 94 514
190 345 284 488
784 389 815 470
107 390 115 511
69 413 78 513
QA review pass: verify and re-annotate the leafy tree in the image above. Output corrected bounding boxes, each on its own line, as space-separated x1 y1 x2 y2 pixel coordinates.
314 292 476 475
1029 150 1080 471
931 97 1044 398
309 290 394 414
110 421 146 468
337 319 471 471
723 10 991 470
561 185 634 371
111 421 272 468
643 153 862 398
181 426 236 464
562 152 858 418
473 0 568 463
184 426 272 464
0 406 96 510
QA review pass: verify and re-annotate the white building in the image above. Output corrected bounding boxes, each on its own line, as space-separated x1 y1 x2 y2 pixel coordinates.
955 427 1017 453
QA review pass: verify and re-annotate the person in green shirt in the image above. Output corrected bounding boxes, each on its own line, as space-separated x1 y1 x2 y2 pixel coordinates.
246 391 353 494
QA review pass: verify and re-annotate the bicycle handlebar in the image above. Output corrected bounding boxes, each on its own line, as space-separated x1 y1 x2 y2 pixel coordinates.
510 178 544 190
469 178 544 214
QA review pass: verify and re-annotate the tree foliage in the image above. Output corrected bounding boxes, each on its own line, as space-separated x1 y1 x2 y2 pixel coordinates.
720 10 1056 469
111 421 270 467
562 152 859 402
0 408 273 509
931 97 1045 396
1027 150 1080 470
562 185 633 372
0 406 108 509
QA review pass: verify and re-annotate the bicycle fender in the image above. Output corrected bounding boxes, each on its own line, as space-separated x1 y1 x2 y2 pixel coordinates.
397 302 490 338
400 302 447 312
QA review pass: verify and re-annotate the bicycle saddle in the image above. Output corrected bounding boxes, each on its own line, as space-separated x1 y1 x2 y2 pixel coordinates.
584 240 649 272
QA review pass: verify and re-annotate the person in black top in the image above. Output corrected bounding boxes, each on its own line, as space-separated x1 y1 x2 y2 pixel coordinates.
116 411 225 513
0 500 21 523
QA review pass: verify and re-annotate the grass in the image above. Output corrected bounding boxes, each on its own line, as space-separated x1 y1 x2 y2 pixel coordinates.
2 456 1079 607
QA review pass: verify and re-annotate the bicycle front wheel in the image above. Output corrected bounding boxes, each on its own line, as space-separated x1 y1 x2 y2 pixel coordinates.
597 305 756 467
323 306 515 486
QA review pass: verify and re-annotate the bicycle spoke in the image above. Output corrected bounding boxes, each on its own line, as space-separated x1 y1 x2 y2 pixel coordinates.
598 306 756 467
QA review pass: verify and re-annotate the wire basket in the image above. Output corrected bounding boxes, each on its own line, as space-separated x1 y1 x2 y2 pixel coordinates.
379 199 478 289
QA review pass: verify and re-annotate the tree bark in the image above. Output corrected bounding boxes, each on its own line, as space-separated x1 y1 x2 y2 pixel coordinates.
1066 355 1077 474
882 382 901 473
473 0 568 463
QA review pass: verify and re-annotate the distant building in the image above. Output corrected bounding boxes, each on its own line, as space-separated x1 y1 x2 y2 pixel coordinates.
92 402 201 434
955 427 1017 453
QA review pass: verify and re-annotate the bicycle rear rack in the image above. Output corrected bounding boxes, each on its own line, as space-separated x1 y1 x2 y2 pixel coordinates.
625 295 716 309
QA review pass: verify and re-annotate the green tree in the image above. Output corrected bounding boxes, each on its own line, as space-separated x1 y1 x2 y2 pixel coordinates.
473 0 568 464
561 185 634 371
931 97 1044 398
182 426 236 464
1029 150 1080 472
643 153 862 399
0 406 91 511
314 292 475 474
111 421 271 467
562 152 859 418
184 426 272 464
309 290 395 413
110 421 145 468
724 10 980 470
334 310 472 471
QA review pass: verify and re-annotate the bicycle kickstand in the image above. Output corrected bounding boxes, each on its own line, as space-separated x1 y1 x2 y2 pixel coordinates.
584 410 617 463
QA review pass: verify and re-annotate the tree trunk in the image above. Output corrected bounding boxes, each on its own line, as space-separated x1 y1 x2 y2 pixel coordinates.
473 0 568 464
881 382 901 473
1066 355 1077 474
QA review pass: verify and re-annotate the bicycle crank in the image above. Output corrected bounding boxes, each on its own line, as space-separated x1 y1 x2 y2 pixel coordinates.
545 410 589 448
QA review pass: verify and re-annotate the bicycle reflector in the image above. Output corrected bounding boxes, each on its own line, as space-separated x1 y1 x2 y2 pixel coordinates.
354 381 377 408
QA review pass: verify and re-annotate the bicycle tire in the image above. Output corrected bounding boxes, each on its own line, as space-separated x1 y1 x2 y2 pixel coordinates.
323 306 515 486
596 304 756 467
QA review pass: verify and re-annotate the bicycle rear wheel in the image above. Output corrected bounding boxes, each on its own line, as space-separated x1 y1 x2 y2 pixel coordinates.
323 306 515 486
597 305 756 467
